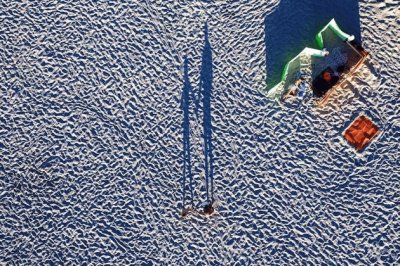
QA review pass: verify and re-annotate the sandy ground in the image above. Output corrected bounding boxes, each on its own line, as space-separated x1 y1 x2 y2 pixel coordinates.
1 0 399 264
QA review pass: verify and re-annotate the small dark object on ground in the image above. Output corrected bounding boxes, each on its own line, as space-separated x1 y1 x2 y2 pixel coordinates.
312 67 339 98
181 208 190 217
203 202 214 215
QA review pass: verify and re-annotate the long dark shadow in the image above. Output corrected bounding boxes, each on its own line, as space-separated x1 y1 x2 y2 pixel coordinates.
181 56 194 209
265 0 361 89
199 23 214 203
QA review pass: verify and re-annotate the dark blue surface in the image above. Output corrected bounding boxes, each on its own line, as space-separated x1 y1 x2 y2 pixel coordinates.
181 56 194 208
199 23 214 203
265 0 361 88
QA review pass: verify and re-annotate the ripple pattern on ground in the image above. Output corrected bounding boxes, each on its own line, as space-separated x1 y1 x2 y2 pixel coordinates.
0 0 399 264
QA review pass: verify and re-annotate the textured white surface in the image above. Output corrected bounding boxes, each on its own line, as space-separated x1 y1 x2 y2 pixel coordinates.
0 0 399 264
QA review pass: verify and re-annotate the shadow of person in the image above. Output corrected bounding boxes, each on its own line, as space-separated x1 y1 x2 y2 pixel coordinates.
181 56 194 212
198 23 215 206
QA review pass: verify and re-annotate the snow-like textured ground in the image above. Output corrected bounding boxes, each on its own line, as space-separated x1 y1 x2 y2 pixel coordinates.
1 0 399 264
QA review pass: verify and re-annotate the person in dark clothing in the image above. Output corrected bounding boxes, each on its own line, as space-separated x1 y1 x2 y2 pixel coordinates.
203 202 215 215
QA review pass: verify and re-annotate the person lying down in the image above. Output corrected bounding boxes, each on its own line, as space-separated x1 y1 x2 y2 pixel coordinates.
283 77 307 100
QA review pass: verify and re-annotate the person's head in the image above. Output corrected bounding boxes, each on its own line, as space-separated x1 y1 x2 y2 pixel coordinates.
323 71 331 82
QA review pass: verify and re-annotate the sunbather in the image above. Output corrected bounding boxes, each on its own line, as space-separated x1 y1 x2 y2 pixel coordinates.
284 77 306 99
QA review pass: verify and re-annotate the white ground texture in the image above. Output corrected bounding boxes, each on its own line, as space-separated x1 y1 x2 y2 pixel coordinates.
1 0 399 265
